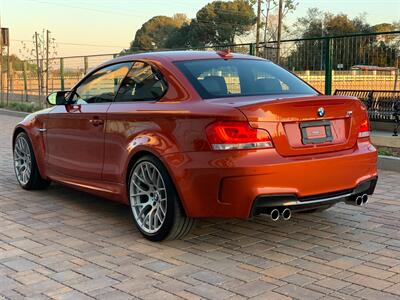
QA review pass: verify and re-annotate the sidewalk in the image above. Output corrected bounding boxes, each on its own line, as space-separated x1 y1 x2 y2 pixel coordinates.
371 130 400 148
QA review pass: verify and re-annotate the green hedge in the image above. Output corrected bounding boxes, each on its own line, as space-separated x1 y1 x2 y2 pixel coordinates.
0 102 42 113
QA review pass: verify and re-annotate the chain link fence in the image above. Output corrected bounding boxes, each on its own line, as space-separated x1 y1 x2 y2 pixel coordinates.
0 54 116 105
262 31 400 94
1 31 399 107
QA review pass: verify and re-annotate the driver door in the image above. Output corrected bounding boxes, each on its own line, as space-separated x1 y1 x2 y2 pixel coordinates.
46 62 132 180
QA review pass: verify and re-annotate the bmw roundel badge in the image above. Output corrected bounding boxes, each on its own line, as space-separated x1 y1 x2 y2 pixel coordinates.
317 107 325 117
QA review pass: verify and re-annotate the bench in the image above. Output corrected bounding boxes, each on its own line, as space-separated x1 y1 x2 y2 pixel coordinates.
334 89 400 136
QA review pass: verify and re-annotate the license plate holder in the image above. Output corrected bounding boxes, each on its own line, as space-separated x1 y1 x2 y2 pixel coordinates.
300 120 333 144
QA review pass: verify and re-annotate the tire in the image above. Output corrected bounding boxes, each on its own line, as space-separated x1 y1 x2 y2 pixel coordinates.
13 132 51 190
128 155 196 241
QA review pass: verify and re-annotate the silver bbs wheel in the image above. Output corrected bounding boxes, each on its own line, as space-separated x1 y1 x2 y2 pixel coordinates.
130 161 167 234
14 136 32 185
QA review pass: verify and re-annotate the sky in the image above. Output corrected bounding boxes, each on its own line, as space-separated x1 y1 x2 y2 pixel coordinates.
1 0 399 57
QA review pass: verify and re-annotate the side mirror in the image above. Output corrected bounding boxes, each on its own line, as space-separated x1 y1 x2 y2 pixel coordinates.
46 91 69 106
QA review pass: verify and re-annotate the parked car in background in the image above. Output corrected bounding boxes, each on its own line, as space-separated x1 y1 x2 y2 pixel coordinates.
13 51 377 241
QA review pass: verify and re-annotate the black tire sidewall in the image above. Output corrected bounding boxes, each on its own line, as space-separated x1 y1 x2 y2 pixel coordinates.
128 155 178 241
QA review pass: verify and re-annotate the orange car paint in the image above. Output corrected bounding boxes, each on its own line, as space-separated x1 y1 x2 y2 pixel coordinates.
13 51 378 218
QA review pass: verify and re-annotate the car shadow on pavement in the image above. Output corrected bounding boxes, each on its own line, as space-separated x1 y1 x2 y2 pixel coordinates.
27 181 363 248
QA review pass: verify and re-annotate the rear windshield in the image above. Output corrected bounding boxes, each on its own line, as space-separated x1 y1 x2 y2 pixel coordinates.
175 58 317 99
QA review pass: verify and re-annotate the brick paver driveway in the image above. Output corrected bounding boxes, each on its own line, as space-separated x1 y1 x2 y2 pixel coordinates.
1 114 400 300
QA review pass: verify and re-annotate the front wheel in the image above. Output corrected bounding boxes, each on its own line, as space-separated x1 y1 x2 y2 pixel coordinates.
13 132 51 190
128 155 196 241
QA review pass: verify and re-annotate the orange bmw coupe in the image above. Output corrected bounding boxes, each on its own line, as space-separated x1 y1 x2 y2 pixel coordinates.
13 51 377 241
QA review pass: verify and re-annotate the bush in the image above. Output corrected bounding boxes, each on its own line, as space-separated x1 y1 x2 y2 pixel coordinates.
0 101 42 113
377 146 399 157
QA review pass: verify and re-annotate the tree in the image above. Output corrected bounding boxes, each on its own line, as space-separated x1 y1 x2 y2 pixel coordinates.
18 29 57 69
164 23 193 48
129 0 257 50
0 54 26 71
283 10 399 71
258 0 298 41
128 14 189 51
190 0 256 46
294 8 371 39
18 29 58 97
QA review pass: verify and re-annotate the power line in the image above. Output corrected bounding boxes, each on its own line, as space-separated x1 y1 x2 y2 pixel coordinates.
22 0 259 23
11 39 126 48
14 0 261 50
22 0 134 17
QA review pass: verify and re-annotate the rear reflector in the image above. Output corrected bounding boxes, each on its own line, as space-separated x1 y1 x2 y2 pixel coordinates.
358 117 370 138
206 121 273 150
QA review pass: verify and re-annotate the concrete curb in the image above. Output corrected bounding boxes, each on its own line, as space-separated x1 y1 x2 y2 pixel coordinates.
378 155 400 172
0 109 29 118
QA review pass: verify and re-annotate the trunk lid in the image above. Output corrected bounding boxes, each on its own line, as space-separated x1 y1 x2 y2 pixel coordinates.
208 94 365 156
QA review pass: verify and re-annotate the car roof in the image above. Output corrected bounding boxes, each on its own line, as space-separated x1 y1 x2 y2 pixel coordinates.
104 50 264 66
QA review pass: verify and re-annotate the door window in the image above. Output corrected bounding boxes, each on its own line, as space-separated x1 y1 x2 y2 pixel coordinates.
72 62 133 104
114 62 167 102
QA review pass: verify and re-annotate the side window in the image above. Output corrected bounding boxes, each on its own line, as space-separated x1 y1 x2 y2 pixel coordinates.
114 62 167 102
72 62 132 104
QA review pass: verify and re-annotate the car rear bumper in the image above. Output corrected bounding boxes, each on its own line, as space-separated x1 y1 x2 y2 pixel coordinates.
252 176 377 216
163 141 378 218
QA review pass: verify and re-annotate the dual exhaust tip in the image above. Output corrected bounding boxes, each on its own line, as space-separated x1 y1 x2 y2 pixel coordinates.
268 193 368 221
353 193 368 206
270 208 291 221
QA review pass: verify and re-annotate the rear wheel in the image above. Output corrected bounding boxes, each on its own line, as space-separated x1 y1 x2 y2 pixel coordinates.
13 132 50 190
128 155 196 241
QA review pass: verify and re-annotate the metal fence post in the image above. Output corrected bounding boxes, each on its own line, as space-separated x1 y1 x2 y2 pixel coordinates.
249 43 256 56
84 56 88 74
6 58 12 105
0 64 2 105
23 61 28 102
324 37 333 95
60 58 65 91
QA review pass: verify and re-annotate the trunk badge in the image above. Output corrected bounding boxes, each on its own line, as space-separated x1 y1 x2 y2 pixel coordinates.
317 107 325 117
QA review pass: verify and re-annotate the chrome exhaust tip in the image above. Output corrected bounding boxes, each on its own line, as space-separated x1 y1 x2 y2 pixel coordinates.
281 208 291 220
270 209 280 221
361 194 368 205
355 196 363 206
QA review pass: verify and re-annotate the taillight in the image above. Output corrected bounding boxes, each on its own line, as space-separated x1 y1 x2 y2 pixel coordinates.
206 121 273 150
358 116 370 138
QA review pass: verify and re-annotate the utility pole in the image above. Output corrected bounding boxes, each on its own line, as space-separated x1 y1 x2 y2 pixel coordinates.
255 0 262 56
0 27 10 106
263 0 271 58
34 31 41 104
45 29 50 99
6 37 9 105
276 0 283 64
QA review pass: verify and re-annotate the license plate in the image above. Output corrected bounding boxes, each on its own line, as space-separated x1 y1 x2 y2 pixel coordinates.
300 121 333 144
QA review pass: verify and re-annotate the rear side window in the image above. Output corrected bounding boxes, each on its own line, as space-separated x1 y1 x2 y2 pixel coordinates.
114 62 167 102
175 59 317 99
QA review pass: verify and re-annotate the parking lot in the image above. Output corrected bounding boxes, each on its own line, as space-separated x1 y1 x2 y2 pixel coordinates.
1 113 400 299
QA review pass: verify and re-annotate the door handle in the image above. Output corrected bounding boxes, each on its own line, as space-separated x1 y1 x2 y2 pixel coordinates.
89 117 104 126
